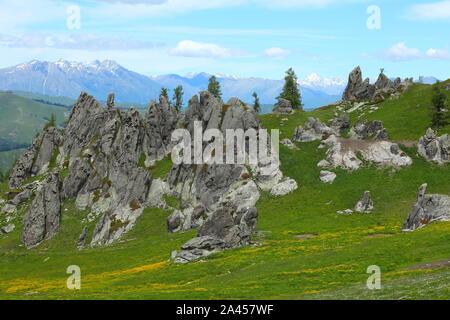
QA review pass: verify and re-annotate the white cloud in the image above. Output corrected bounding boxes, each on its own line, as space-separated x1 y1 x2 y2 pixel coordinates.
381 42 422 62
170 40 248 59
406 1 450 21
426 48 450 60
263 47 292 59
367 42 450 62
0 33 163 50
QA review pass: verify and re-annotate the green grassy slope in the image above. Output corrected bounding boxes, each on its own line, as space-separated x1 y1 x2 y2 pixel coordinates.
0 92 68 147
0 93 69 171
0 83 449 300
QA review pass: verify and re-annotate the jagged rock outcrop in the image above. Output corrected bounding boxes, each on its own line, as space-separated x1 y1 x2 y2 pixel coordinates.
168 91 297 262
293 117 334 142
343 66 412 102
146 96 180 163
273 98 294 114
417 128 450 164
402 184 450 231
22 171 61 248
349 120 389 141
9 127 62 189
343 66 375 101
354 191 374 213
10 89 295 260
9 92 180 249
60 92 182 245
319 135 412 171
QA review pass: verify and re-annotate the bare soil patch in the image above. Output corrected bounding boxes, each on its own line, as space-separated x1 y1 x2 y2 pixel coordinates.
294 233 318 240
404 259 450 271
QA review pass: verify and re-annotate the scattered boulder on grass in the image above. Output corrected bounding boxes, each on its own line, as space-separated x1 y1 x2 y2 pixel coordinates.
349 120 389 141
270 178 298 196
294 117 334 142
319 171 336 184
336 191 374 215
1 224 15 234
354 191 374 213
280 138 298 150
417 128 450 164
273 98 294 114
337 209 354 215
329 114 350 134
402 184 450 231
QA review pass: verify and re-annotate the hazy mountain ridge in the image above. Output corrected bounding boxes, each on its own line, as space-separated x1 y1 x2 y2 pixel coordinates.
0 60 343 110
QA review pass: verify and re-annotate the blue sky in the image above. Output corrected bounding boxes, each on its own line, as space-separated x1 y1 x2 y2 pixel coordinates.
0 0 449 81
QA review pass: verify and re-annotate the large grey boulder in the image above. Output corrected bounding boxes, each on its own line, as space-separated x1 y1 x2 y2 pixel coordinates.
354 191 374 213
174 206 258 263
293 117 334 142
402 184 450 231
9 127 61 189
22 171 61 248
417 128 450 164
349 120 389 141
273 98 294 114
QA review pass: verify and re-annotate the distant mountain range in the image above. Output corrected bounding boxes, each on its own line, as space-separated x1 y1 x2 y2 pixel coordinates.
0 60 345 110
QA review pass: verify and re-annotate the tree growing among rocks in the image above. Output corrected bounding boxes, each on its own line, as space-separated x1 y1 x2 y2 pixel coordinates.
208 75 222 99
430 84 449 131
252 92 260 113
160 87 169 100
277 68 302 110
43 113 56 130
173 85 184 112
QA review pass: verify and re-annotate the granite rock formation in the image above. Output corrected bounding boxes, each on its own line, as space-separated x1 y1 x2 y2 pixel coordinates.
402 184 450 231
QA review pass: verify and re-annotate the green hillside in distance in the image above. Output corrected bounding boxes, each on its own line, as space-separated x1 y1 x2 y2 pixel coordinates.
0 93 69 171
11 91 75 108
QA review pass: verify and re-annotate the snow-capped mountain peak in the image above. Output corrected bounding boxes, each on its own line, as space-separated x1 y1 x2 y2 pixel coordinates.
298 73 346 95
